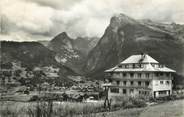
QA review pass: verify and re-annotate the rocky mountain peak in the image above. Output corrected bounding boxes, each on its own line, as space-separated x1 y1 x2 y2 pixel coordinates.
49 32 74 51
51 32 73 43
110 14 138 31
57 32 69 38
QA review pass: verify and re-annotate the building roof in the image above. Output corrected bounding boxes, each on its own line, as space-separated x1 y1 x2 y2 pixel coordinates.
105 54 176 73
121 54 159 64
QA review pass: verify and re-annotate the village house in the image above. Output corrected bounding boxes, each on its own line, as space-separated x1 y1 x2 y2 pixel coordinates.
103 53 176 99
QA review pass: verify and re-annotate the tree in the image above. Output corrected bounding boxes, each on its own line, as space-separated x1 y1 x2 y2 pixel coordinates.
14 69 22 77
33 70 46 93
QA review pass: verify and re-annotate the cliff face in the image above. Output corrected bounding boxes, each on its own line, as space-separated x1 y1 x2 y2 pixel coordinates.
85 14 184 79
48 32 99 74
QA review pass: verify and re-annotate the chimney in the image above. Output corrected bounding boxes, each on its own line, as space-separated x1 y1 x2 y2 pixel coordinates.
139 53 146 63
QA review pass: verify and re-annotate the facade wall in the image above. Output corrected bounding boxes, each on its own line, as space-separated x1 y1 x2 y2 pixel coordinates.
107 72 153 99
151 79 172 97
108 87 141 99
151 73 173 97
106 71 173 99
152 80 172 91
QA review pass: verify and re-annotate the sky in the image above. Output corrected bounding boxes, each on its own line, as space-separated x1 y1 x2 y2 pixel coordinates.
0 0 184 41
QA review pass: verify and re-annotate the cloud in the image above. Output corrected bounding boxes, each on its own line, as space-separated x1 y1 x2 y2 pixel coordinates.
0 0 184 41
28 0 83 10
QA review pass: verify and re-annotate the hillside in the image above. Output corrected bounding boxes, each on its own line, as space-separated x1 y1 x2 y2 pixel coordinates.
1 41 77 77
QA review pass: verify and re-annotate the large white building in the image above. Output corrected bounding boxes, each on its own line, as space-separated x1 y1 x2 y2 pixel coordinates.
103 53 176 99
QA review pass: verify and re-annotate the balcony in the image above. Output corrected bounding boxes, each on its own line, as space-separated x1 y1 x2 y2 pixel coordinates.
107 85 152 90
102 81 152 90
111 73 153 80
110 77 152 81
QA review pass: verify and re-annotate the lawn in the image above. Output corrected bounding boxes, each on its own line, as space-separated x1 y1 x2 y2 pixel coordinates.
139 99 184 117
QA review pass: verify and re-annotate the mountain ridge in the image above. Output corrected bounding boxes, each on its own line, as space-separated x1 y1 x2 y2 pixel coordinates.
84 13 184 79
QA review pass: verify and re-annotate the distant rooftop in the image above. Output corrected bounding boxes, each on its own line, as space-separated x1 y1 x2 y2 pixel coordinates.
105 65 176 73
121 54 159 64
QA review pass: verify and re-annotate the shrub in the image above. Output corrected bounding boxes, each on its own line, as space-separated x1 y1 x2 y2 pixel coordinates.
131 98 147 108
29 95 39 101
111 96 147 109
124 101 135 109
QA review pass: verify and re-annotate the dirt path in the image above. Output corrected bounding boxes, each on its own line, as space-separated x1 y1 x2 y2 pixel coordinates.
139 99 184 117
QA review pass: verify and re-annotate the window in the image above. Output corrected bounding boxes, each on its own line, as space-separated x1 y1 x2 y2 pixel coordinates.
144 91 149 95
108 72 113 76
166 73 170 77
155 73 159 77
130 81 134 85
145 81 150 87
123 73 127 77
138 73 142 78
116 72 121 76
159 91 167 95
130 73 134 78
123 81 127 86
132 64 135 68
110 88 119 93
123 89 127 94
166 81 170 85
116 81 120 85
118 65 122 68
160 81 163 84
139 64 143 68
130 89 134 93
125 65 129 68
159 65 164 68
135 64 140 68
138 81 141 86
146 73 150 78
160 72 163 76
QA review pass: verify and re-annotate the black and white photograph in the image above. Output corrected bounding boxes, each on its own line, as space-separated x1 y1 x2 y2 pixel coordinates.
0 0 184 117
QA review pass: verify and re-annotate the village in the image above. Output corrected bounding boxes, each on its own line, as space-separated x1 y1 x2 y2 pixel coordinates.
0 61 104 102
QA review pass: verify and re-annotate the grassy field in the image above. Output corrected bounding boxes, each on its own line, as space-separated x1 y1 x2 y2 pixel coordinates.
78 99 184 117
76 108 145 117
0 99 183 117
0 101 104 117
139 99 184 117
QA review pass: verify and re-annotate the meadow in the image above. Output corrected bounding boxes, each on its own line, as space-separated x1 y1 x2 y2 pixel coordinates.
0 98 183 117
0 97 146 117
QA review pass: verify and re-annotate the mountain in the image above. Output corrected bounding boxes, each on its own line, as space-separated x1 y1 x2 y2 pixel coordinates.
73 37 99 56
1 41 77 76
38 40 49 47
85 14 184 79
48 32 99 74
